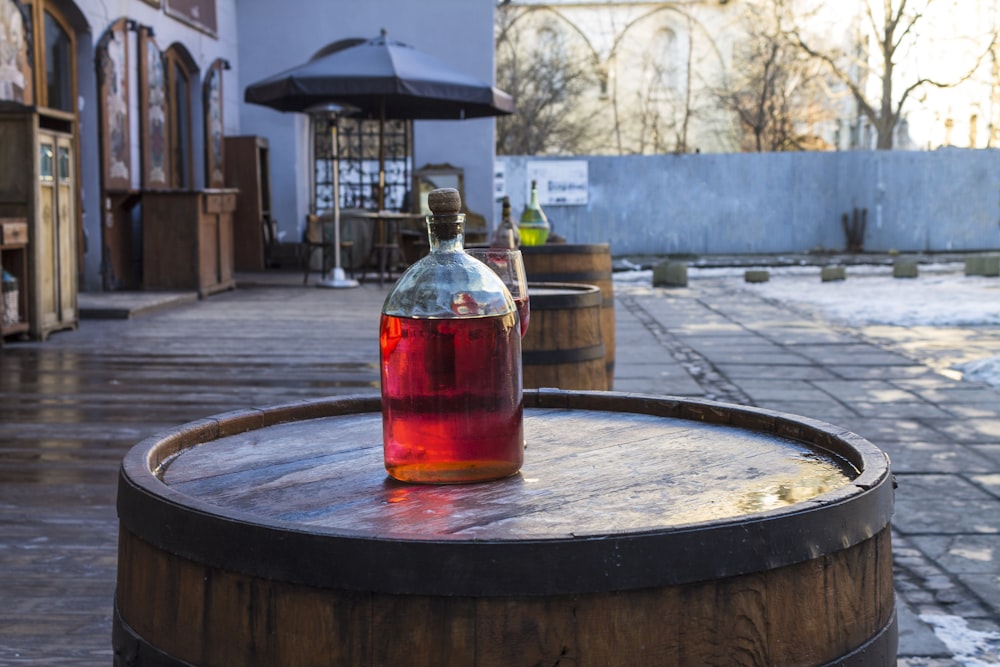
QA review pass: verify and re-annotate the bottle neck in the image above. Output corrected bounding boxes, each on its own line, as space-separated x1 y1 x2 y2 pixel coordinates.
427 213 466 252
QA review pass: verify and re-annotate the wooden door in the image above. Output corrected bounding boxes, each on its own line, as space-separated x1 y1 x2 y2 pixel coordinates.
37 132 58 330
54 133 77 322
198 209 219 290
35 130 77 334
224 136 269 271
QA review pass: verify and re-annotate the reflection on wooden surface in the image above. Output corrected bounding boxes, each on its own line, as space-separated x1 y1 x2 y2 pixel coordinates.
0 285 384 663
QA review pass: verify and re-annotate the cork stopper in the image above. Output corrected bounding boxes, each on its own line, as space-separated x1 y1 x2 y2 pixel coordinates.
428 188 462 215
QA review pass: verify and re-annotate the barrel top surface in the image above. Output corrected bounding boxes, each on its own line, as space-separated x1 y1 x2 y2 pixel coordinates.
526 283 600 299
125 392 888 539
158 410 843 539
118 389 893 595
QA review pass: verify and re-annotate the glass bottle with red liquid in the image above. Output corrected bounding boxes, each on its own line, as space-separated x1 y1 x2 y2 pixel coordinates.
380 188 523 484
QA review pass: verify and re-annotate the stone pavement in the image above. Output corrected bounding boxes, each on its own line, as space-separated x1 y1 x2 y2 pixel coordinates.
613 278 1000 666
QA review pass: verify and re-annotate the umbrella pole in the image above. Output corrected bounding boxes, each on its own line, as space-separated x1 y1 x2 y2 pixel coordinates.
375 99 390 286
318 118 359 289
378 98 386 211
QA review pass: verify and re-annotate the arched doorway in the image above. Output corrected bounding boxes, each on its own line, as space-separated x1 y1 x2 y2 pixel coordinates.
164 44 198 190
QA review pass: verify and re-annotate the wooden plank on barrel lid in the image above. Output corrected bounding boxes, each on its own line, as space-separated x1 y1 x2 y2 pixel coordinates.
159 408 857 538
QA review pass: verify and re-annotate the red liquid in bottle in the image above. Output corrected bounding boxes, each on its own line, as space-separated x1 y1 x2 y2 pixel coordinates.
514 296 530 337
380 311 523 483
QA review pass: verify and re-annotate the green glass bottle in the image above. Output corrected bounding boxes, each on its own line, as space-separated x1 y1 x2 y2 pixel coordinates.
518 180 550 246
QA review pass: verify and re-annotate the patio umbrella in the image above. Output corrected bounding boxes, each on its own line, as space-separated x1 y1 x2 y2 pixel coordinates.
245 30 515 121
244 31 515 286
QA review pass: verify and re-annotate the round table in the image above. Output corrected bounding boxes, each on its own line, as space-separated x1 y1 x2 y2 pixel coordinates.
113 390 896 667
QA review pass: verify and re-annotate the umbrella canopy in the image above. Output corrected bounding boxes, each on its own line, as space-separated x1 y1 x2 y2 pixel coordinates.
244 31 515 119
244 31 514 286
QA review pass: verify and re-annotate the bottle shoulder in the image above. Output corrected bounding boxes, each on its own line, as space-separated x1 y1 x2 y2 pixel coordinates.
382 251 514 318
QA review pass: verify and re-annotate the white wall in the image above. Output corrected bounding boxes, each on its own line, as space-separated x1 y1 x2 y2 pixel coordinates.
234 0 499 239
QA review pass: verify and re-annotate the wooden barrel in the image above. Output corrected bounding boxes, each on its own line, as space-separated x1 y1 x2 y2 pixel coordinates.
114 391 896 667
522 244 616 388
522 283 606 391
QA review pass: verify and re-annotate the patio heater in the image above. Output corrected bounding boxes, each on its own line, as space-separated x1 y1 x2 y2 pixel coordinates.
312 108 359 289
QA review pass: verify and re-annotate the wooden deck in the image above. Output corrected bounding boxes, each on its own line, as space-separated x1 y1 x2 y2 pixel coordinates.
0 278 388 665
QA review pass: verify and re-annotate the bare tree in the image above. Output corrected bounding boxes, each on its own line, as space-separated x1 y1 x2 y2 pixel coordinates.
496 3 741 155
717 2 835 151
781 0 997 149
611 13 710 154
617 32 690 154
990 40 1000 147
495 10 599 155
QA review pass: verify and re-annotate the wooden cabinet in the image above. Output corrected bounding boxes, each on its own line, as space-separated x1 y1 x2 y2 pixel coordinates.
0 110 79 341
1 219 30 341
142 190 237 297
224 136 272 271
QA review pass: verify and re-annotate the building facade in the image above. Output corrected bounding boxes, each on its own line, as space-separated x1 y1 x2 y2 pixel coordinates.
0 0 500 300
498 0 745 155
498 0 1000 154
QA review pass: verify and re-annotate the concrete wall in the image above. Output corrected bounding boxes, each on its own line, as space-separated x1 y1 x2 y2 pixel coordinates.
235 0 498 239
497 150 1000 256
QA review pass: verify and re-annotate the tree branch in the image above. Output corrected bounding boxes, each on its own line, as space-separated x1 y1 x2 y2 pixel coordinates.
788 29 877 121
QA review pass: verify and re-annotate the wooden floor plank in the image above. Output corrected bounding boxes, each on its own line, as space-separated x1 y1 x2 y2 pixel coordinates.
0 283 387 665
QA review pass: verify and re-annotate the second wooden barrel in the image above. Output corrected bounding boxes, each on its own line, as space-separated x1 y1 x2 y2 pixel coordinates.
522 244 616 388
522 283 607 391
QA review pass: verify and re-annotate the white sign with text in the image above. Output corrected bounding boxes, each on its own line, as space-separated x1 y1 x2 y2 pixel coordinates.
527 160 589 205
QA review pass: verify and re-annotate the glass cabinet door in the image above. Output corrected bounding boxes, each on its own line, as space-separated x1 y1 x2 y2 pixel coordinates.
35 130 77 330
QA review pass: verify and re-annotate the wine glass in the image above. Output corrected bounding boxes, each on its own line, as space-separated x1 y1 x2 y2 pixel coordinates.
467 248 530 337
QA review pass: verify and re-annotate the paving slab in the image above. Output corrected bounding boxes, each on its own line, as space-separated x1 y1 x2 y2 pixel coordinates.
896 598 956 659
892 475 1000 535
969 446 1000 467
731 378 837 403
878 442 1000 475
753 399 863 423
929 419 1000 444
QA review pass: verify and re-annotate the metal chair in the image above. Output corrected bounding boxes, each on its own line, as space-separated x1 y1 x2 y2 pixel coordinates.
302 214 354 285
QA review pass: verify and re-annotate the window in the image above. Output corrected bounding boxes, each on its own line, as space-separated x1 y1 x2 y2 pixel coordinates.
653 28 679 93
139 27 169 188
43 9 73 112
203 60 226 188
164 46 195 188
16 1 79 114
311 114 412 214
